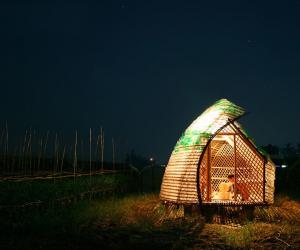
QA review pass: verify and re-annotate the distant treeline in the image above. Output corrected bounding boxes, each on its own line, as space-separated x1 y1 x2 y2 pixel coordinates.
262 144 300 198
262 143 300 159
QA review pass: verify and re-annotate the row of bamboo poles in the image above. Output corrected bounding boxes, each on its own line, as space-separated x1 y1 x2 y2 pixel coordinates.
0 122 118 179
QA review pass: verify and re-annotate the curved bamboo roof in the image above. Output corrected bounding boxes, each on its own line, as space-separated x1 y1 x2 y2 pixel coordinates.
160 99 274 204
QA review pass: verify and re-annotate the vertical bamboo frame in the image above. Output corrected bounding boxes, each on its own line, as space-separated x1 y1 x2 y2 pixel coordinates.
263 159 266 203
234 134 237 201
207 143 211 201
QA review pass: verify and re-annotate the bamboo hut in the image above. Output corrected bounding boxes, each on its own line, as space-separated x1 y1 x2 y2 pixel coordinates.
160 99 275 210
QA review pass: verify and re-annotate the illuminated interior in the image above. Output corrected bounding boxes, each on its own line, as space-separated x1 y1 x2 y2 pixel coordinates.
200 124 265 203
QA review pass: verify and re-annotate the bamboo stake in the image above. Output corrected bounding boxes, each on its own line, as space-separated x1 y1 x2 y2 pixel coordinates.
89 128 92 185
29 128 32 175
0 127 5 175
80 139 84 173
17 138 23 175
73 130 78 183
37 137 43 172
22 130 28 175
33 130 36 172
94 133 100 172
4 121 8 173
53 133 59 181
112 137 115 172
43 131 49 172
101 127 104 173
98 130 101 172
56 134 60 173
27 128 32 175
60 144 66 176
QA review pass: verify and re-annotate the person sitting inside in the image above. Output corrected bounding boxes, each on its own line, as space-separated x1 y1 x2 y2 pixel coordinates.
216 182 232 200
211 180 232 201
227 174 249 201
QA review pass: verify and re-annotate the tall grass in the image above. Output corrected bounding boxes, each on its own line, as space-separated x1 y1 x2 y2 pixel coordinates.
212 196 300 248
1 192 300 249
0 194 204 250
0 173 132 206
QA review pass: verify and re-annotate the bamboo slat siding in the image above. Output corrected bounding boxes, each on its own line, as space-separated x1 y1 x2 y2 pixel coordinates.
160 99 275 206
265 161 276 204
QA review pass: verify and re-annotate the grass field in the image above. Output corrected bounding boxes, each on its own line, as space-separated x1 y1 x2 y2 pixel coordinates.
0 172 135 207
1 193 300 249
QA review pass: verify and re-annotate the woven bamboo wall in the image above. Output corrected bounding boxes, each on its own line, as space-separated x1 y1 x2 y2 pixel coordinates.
235 134 264 202
159 146 202 204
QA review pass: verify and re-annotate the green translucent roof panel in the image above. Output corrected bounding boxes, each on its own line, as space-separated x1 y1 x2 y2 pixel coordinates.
173 99 245 153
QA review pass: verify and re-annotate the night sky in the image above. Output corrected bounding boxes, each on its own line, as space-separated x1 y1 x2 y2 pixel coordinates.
1 1 300 163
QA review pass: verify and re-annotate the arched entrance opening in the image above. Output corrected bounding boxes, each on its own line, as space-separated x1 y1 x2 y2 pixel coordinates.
199 123 265 204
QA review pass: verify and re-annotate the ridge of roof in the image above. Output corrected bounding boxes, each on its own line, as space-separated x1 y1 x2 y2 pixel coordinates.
173 98 245 153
